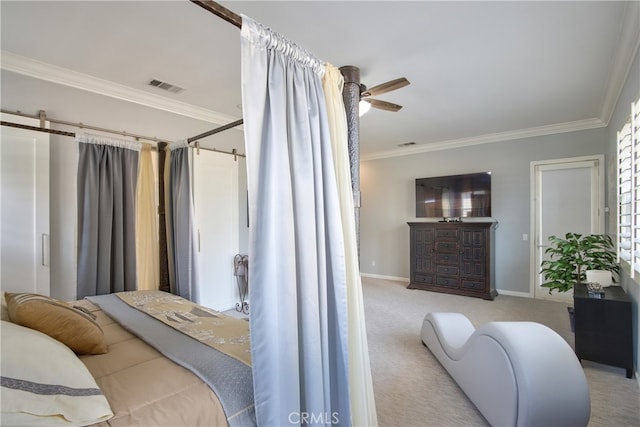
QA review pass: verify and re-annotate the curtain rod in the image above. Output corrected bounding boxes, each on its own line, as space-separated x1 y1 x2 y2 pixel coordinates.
1 109 171 145
193 142 245 159
188 119 243 142
191 0 242 29
1 110 246 158
1 120 76 138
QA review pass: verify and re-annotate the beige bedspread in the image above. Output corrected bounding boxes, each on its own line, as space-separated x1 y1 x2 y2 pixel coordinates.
75 299 228 427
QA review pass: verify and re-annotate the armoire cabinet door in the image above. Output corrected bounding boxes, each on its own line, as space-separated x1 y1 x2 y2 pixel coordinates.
1 113 50 295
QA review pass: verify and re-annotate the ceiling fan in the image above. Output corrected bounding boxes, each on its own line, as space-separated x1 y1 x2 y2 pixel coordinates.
360 77 410 113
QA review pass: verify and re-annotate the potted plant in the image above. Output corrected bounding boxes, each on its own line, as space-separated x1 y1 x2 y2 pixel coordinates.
540 233 620 332
540 232 619 294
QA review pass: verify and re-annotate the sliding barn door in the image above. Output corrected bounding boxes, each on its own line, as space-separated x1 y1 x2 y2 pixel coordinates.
0 113 50 295
193 150 239 311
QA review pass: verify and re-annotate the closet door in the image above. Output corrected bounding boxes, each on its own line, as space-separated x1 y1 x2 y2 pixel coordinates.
193 150 239 311
0 113 50 295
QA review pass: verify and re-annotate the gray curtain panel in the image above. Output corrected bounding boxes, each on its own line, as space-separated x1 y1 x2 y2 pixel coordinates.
76 134 139 299
165 143 196 301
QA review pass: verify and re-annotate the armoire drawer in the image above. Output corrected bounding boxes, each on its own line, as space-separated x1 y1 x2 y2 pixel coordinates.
435 276 459 288
436 265 459 276
436 253 459 264
435 228 459 239
413 274 434 285
461 280 485 291
435 241 459 252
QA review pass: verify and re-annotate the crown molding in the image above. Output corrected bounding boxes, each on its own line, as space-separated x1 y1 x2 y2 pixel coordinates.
0 48 625 161
599 0 640 125
363 3 639 162
363 117 607 161
0 50 241 127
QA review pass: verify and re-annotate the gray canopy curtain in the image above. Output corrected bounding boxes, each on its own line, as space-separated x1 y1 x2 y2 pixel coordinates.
76 133 140 299
241 15 353 426
164 141 198 301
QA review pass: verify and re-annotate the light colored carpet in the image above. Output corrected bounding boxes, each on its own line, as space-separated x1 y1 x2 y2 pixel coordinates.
362 276 640 427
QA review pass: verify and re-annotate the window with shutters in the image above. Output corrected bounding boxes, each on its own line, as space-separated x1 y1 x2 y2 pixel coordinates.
618 98 640 276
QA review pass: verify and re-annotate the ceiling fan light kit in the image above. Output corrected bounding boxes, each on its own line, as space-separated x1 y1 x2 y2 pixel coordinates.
359 100 372 116
339 65 410 115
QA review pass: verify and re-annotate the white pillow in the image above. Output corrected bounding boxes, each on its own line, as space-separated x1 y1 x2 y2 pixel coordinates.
0 320 113 426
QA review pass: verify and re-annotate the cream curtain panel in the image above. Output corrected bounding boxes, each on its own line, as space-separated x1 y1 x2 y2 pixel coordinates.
135 145 158 291
323 65 378 427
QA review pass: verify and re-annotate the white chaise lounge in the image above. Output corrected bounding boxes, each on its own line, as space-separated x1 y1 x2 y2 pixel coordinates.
421 312 590 427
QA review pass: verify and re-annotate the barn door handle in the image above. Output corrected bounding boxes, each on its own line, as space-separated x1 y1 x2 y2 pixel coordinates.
41 233 49 266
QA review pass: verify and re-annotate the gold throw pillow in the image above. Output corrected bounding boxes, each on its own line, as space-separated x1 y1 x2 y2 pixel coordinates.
6 293 107 355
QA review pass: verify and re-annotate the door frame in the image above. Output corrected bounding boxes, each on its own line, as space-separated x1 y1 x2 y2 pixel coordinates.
529 154 605 301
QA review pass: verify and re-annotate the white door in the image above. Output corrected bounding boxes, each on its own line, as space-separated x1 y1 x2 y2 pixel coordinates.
192 149 239 311
0 113 50 295
531 155 604 301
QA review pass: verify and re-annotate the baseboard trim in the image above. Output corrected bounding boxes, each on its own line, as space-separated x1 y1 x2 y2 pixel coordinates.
361 274 534 298
495 289 532 298
360 273 409 283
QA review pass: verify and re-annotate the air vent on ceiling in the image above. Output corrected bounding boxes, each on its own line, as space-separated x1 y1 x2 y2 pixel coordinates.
148 79 184 94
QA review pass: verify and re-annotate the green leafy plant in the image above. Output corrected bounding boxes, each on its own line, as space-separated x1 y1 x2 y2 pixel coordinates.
540 233 620 294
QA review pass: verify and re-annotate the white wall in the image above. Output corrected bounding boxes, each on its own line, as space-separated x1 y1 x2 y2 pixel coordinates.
360 127 608 295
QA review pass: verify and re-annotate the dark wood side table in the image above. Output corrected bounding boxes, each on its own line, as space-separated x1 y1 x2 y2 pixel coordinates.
573 283 633 378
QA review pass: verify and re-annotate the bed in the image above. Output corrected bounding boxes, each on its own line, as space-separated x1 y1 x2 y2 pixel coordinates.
0 290 255 427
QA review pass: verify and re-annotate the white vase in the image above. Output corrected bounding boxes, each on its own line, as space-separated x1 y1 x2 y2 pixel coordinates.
585 270 613 287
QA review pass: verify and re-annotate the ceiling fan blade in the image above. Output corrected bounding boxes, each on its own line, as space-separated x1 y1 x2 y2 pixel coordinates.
361 77 410 98
367 98 403 112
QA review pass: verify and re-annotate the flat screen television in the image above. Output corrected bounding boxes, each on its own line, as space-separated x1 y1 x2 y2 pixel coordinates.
415 172 491 218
